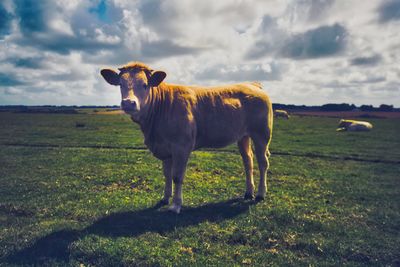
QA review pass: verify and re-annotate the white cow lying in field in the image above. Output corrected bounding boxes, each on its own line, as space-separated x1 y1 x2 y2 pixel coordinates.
336 119 373 132
274 109 290 119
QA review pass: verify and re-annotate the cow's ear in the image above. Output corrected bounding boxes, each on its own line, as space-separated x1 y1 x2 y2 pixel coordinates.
101 69 120 86
149 71 166 87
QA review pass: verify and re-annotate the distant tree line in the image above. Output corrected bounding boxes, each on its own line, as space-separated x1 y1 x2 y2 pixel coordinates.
272 103 397 112
0 105 120 113
0 104 397 113
359 104 394 112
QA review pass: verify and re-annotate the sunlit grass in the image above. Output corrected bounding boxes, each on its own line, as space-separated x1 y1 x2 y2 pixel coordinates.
0 112 399 265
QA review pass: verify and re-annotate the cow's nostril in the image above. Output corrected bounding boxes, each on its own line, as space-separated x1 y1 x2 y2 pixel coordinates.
121 100 138 111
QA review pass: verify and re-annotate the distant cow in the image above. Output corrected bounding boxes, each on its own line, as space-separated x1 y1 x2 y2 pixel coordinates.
101 62 273 213
274 109 290 119
336 119 373 132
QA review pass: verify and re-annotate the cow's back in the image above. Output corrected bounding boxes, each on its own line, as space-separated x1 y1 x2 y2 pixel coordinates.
192 83 272 149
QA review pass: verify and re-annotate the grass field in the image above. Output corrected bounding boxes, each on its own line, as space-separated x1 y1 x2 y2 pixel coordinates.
0 111 399 266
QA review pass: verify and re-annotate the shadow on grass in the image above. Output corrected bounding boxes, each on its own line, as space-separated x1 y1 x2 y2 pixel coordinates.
6 198 254 265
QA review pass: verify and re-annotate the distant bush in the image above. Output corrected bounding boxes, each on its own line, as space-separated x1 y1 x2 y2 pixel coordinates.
378 104 393 112
360 105 375 111
321 103 356 111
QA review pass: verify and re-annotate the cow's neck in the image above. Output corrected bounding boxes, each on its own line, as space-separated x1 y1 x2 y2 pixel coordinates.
136 84 167 142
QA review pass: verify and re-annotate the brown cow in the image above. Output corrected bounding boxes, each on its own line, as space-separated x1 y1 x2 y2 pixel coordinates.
336 119 373 132
101 62 273 213
274 109 290 119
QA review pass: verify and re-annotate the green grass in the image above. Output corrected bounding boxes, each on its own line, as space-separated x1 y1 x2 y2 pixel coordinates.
0 112 399 266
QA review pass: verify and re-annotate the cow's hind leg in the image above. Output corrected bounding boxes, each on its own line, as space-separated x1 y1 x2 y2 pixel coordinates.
238 136 254 199
252 134 271 201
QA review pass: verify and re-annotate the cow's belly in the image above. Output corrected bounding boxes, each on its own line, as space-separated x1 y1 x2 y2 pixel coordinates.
195 117 246 149
195 133 238 149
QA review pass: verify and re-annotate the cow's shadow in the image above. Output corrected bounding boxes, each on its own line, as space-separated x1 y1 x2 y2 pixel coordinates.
6 198 255 265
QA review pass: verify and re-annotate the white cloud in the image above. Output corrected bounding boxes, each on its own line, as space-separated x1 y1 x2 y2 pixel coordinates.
49 18 74 36
94 28 121 44
0 0 398 106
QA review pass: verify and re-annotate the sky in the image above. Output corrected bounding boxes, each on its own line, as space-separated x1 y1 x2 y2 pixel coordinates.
0 0 399 106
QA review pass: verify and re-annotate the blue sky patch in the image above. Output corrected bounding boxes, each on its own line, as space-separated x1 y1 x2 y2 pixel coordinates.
89 0 111 23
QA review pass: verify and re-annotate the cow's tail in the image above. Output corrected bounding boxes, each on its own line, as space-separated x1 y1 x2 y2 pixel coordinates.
267 96 273 158
252 81 272 157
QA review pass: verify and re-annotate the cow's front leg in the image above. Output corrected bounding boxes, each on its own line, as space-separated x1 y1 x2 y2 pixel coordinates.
159 158 172 205
168 150 190 214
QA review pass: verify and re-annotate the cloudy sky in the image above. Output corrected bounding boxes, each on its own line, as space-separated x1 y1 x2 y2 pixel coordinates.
0 0 399 106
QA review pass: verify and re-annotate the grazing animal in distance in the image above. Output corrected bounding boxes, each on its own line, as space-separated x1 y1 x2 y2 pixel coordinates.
274 109 290 119
100 62 273 214
336 119 373 132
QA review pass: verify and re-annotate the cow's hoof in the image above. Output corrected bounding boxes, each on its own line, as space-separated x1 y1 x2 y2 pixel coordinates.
154 199 169 208
168 204 181 214
244 193 255 200
255 195 265 202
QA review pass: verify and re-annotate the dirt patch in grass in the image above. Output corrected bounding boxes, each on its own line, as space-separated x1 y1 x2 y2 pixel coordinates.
0 203 35 217
93 110 124 115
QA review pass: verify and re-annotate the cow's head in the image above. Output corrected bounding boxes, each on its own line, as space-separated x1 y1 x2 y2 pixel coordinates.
100 62 166 115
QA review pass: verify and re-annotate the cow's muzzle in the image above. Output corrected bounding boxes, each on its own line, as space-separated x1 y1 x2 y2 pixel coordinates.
121 99 139 112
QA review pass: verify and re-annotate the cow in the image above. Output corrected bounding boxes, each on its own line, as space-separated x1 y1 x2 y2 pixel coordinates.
100 62 273 213
336 119 373 132
274 109 290 119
